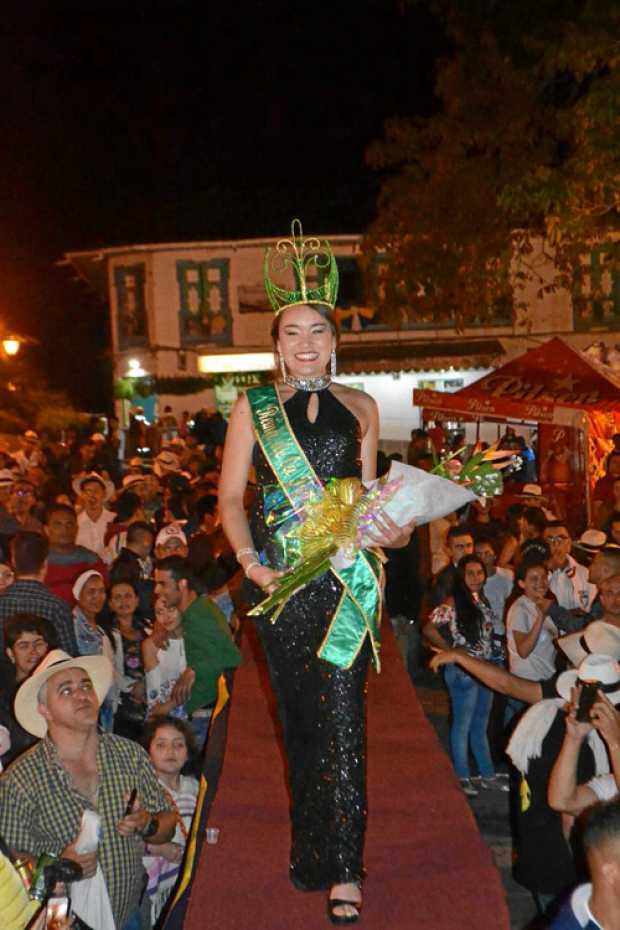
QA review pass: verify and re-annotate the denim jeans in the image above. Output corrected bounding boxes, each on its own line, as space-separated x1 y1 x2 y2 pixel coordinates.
443 663 495 780
504 696 526 728
190 710 213 751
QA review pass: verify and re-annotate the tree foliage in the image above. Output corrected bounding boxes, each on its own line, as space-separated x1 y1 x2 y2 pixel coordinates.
0 349 86 435
364 0 620 328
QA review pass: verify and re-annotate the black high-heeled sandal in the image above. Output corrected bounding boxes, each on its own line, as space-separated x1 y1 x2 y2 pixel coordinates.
327 895 362 925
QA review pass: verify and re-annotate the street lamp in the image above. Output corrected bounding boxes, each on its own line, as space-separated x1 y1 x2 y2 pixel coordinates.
2 337 20 357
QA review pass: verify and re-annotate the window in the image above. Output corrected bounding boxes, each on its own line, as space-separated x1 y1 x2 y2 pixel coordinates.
177 259 232 346
573 245 620 331
114 264 147 349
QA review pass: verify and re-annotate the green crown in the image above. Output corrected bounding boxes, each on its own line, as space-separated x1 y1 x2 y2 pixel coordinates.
263 218 339 315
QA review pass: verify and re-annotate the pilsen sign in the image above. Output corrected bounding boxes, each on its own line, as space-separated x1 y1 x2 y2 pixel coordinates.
413 338 620 430
480 373 600 406
413 389 561 423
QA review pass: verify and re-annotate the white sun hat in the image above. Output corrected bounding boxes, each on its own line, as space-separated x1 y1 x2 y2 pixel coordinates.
556 654 620 705
14 649 113 738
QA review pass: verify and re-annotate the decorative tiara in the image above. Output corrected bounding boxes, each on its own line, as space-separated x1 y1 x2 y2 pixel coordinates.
263 218 339 315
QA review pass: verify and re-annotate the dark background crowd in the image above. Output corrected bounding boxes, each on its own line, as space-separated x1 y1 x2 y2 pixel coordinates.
2 415 620 928
0 408 242 929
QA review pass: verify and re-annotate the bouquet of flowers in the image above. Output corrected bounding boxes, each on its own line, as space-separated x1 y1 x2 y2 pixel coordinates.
250 444 514 619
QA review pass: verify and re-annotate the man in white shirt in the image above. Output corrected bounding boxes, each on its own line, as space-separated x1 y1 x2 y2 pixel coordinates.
13 430 43 475
544 521 597 611
548 667 620 819
75 474 115 559
547 679 620 930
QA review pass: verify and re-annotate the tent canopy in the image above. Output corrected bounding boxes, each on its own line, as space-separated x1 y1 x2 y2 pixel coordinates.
413 337 620 428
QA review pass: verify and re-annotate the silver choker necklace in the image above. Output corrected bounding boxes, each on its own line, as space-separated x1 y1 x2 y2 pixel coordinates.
283 374 332 392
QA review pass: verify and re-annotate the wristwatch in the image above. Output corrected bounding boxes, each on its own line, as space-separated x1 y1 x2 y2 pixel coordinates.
139 814 159 840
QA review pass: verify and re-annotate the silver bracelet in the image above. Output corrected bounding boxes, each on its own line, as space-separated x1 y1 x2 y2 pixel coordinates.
244 560 261 579
236 546 257 561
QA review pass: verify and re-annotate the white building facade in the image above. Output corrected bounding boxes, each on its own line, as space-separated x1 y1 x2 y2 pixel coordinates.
65 234 620 453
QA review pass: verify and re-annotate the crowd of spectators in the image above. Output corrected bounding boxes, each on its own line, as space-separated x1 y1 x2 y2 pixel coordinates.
0 415 242 929
3 413 620 928
390 425 620 925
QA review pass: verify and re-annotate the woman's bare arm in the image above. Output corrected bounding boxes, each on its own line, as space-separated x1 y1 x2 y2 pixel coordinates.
359 394 379 482
218 394 256 558
429 648 543 703
218 393 283 592
423 622 451 652
512 609 545 659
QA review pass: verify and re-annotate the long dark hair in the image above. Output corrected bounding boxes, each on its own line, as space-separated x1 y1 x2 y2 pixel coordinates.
453 554 488 645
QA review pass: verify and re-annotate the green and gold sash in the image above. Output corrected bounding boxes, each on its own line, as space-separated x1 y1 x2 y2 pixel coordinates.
247 383 382 671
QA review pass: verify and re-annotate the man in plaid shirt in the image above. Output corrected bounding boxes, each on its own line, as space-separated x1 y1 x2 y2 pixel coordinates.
0 650 176 929
0 532 77 655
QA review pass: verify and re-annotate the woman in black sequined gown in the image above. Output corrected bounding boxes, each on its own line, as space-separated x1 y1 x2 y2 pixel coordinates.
220 304 414 923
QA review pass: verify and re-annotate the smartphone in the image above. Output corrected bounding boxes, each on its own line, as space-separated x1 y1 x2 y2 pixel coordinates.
576 682 599 722
45 896 69 930
124 788 137 817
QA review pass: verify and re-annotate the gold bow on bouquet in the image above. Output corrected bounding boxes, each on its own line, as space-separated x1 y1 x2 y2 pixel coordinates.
288 477 366 560
250 475 401 621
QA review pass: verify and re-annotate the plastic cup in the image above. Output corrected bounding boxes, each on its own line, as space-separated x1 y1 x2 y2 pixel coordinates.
206 827 220 845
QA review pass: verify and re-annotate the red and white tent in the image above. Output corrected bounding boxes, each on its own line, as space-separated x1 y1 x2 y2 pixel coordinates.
413 337 620 429
414 338 620 524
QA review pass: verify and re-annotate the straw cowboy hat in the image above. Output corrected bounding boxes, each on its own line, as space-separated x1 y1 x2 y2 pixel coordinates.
14 649 113 738
556 654 620 706
72 471 115 502
574 529 608 556
558 621 620 668
153 451 181 477
122 473 146 490
517 483 548 501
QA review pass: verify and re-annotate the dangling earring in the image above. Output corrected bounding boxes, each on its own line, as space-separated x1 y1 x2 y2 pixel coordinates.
330 349 337 378
279 354 287 380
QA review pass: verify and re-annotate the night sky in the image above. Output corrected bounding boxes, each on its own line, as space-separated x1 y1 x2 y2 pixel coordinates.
1 1 444 409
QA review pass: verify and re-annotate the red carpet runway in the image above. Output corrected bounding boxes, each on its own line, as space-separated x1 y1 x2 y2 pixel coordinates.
183 623 510 930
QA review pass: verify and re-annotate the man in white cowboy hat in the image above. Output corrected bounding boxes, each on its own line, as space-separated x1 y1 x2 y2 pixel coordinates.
504 654 620 909
546 662 620 930
13 430 42 476
0 649 175 930
518 483 557 520
548 655 620 818
573 529 608 567
74 473 116 559
428 578 620 909
544 520 597 611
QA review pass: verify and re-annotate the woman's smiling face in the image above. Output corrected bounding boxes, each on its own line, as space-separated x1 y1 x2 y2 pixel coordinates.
520 564 548 600
277 305 335 379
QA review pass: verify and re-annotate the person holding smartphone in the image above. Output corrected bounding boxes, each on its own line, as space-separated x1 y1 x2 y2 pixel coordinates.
548 659 620 818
